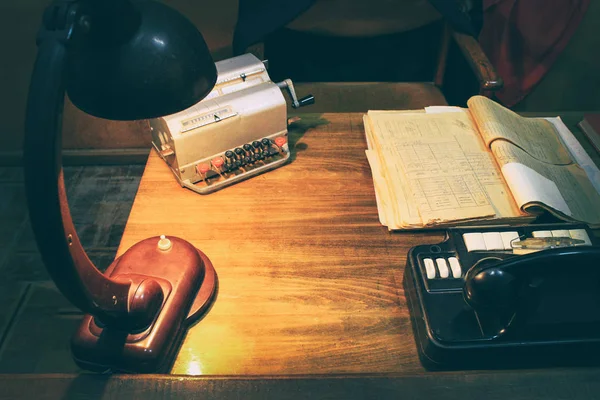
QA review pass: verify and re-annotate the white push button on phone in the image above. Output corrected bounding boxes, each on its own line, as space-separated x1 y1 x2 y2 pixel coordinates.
533 230 552 238
482 232 504 250
463 233 486 252
436 258 450 278
423 258 436 279
551 229 570 238
448 257 462 278
569 229 592 246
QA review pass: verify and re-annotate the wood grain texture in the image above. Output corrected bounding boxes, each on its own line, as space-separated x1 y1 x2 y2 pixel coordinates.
3 369 600 400
451 31 503 93
118 113 445 375
289 83 447 113
117 111 600 377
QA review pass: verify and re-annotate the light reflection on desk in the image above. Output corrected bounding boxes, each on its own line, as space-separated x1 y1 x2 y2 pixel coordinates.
185 359 203 376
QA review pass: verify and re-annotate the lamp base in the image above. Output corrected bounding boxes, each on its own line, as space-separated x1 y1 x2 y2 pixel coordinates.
71 236 217 373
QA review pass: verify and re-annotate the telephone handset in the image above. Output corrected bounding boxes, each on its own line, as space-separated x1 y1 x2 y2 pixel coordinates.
464 247 600 339
403 223 600 370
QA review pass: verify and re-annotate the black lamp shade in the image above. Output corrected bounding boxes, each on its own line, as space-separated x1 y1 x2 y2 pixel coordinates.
66 1 217 121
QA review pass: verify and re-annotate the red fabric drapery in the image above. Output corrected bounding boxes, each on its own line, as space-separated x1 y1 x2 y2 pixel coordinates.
478 0 591 107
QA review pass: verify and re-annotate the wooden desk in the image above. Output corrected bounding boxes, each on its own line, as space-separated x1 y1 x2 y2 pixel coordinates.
3 112 600 399
118 113 442 375
118 112 600 378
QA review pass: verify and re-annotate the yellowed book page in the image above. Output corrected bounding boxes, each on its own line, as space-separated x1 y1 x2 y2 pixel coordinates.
380 147 428 228
365 150 403 229
468 95 572 165
365 117 406 229
366 110 519 226
365 115 405 228
365 150 388 226
364 115 423 228
491 140 600 227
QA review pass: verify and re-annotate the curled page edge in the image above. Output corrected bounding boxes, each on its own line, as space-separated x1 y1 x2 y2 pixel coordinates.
545 117 600 195
502 162 572 217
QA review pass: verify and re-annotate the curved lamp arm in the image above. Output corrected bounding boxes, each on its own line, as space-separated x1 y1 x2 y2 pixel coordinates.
22 0 218 372
23 11 131 323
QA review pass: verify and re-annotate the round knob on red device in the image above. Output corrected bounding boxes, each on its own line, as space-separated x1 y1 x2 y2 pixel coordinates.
212 157 224 168
275 137 287 147
197 163 210 174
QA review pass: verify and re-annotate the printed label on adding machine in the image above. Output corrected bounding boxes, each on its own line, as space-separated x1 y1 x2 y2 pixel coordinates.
180 107 238 133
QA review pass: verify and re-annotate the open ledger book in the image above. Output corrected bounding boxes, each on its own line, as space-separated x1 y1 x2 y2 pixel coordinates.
364 95 600 230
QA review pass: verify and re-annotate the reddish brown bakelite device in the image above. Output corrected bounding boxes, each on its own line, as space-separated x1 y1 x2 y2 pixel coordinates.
38 173 217 373
71 235 217 373
23 0 218 373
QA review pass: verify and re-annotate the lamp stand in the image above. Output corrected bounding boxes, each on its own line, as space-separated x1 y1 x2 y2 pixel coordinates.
24 1 217 373
71 236 217 373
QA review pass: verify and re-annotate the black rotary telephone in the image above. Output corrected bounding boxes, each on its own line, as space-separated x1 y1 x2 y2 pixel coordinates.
404 223 600 370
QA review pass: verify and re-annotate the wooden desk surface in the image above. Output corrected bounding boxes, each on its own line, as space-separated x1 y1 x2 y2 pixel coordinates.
118 113 443 375
118 112 600 377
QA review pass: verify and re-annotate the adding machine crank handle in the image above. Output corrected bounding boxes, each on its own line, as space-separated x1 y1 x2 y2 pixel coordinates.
276 79 315 109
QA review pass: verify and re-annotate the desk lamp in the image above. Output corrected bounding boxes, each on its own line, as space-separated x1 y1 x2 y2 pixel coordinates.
23 0 218 373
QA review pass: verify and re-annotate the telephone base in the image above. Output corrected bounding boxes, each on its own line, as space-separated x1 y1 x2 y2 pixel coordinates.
404 223 600 370
404 264 600 370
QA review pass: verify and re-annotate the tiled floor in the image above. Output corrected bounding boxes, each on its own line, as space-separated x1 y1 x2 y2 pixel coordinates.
0 165 144 373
